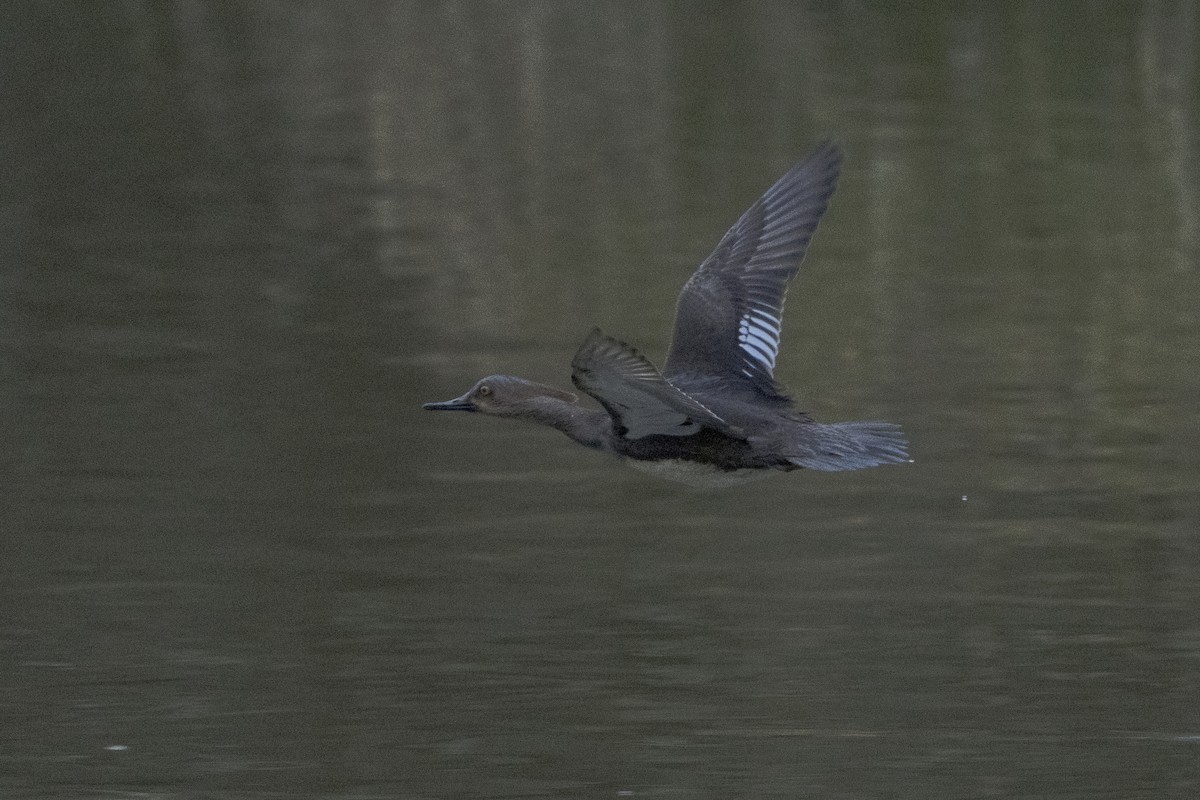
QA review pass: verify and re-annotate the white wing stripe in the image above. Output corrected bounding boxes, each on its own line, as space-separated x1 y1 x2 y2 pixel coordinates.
742 327 776 360
739 335 776 370
738 312 781 371
739 312 781 340
749 309 782 335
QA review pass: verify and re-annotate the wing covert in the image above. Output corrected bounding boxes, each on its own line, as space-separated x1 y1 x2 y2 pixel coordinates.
571 329 742 440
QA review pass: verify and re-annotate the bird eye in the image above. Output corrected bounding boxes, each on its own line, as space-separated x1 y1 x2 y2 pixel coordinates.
478 384 492 397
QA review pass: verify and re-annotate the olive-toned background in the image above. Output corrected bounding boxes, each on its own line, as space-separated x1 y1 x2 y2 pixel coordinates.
3 2 1199 798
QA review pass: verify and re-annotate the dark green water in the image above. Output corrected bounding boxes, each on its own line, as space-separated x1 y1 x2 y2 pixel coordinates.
3 2 1199 798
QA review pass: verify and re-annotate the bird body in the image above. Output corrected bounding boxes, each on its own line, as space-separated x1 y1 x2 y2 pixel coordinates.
424 142 908 484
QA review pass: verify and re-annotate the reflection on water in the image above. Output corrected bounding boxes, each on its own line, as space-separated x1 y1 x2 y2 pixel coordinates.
3 2 1199 798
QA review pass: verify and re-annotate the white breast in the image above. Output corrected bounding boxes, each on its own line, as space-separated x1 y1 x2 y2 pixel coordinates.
621 458 775 488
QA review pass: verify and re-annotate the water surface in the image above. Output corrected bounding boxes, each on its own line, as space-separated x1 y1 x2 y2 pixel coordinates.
3 3 1199 798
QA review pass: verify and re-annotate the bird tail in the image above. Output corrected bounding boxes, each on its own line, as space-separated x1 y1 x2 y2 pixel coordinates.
780 421 909 472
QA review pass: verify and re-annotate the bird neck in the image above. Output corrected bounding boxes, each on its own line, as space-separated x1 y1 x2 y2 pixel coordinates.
520 396 611 451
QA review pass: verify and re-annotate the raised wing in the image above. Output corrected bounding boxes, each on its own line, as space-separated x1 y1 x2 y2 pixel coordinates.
662 141 843 398
571 329 742 440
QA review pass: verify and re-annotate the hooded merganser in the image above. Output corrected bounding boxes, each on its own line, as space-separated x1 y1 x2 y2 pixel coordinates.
424 141 908 486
